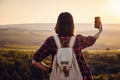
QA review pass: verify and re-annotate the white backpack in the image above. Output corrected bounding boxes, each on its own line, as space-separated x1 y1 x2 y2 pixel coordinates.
49 35 83 80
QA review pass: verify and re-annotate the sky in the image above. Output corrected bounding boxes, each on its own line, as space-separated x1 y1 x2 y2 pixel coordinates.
0 0 120 25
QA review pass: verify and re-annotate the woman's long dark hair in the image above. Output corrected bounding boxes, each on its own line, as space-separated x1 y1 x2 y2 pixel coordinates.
54 12 75 36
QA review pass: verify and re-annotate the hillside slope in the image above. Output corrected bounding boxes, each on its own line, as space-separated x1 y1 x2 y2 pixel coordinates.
0 24 120 50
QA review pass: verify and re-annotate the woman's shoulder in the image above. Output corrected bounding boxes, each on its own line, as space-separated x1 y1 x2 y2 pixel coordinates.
47 34 94 40
76 34 96 41
76 34 94 38
46 36 54 41
76 34 84 38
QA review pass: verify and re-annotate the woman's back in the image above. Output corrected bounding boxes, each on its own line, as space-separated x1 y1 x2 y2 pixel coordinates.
32 12 103 80
36 34 96 80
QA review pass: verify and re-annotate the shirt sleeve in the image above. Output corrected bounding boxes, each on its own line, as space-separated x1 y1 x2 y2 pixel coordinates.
78 35 96 49
33 36 53 62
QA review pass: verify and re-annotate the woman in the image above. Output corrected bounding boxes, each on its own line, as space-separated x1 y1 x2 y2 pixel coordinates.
32 12 103 80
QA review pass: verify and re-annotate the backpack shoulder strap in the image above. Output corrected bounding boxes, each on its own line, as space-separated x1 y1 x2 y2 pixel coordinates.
53 35 61 48
69 36 76 48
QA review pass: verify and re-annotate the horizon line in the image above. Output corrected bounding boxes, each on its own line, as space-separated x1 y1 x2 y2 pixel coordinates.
0 22 120 26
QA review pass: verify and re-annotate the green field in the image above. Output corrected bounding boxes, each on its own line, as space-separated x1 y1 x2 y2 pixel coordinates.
0 48 120 80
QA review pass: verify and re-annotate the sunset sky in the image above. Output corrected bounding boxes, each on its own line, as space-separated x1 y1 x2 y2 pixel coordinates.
0 0 120 25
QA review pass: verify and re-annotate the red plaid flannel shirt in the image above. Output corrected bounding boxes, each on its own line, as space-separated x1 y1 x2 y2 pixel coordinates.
34 34 96 80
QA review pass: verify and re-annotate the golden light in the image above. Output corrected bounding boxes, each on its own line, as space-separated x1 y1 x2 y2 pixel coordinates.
108 0 120 17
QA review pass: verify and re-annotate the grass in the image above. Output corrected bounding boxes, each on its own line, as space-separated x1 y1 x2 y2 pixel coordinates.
84 50 120 54
0 48 120 80
1 44 39 50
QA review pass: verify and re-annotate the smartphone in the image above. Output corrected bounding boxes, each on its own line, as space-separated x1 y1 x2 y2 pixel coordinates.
95 17 101 28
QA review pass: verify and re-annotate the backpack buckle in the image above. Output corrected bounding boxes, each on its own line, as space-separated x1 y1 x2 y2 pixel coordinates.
63 66 69 77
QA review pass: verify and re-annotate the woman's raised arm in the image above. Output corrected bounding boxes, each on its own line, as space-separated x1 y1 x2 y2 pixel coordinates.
93 21 103 39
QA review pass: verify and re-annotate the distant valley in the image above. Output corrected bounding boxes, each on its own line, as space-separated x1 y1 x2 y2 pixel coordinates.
0 23 120 50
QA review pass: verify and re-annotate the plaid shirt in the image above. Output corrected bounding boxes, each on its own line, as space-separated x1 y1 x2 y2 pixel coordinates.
34 34 96 80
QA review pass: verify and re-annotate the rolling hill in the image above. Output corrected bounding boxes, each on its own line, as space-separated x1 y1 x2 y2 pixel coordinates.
0 23 120 50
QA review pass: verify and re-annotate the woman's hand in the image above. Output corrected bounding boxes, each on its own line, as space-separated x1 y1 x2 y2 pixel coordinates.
41 62 51 72
32 59 50 72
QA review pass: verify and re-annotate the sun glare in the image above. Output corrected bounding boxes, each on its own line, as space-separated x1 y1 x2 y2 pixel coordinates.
109 0 120 17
